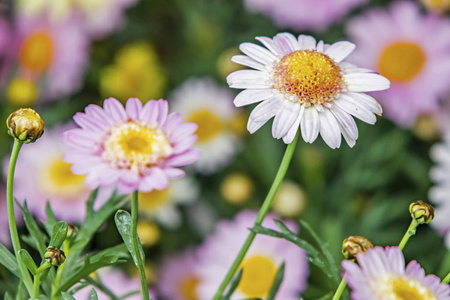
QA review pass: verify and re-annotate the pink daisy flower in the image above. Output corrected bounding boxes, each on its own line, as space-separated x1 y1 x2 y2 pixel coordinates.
4 123 112 223
73 267 157 300
14 13 89 101
346 1 450 127
244 0 367 32
196 211 309 299
158 250 200 300
342 246 450 300
63 97 201 194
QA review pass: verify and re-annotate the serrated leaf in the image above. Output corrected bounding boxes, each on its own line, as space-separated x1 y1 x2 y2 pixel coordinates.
15 200 47 257
222 268 243 299
114 210 145 267
90 289 98 300
49 221 68 249
267 262 285 300
0 243 20 278
18 249 37 275
61 292 76 300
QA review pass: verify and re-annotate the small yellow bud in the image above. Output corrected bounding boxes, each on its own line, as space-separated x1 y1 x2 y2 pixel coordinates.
7 78 38 107
342 236 374 261
44 246 66 266
220 173 254 204
409 200 435 224
7 108 44 143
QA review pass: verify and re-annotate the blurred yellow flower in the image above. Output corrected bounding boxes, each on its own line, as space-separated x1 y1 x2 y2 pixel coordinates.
217 47 245 80
100 42 166 103
137 220 161 247
221 173 254 204
272 181 306 218
7 78 38 106
421 0 450 13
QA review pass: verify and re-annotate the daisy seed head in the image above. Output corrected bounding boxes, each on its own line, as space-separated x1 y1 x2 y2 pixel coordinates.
7 108 44 143
44 246 66 266
409 200 434 224
342 236 374 261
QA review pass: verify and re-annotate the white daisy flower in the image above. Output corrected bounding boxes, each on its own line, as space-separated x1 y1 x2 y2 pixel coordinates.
228 32 390 148
170 77 241 174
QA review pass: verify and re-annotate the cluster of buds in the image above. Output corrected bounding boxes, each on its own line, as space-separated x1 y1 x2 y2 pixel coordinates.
44 247 66 266
409 200 434 225
6 108 44 143
342 236 374 261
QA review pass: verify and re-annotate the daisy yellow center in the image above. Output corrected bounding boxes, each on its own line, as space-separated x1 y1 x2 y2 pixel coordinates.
102 122 173 175
378 276 437 300
238 255 276 298
378 42 425 82
40 157 86 197
138 188 169 212
20 31 53 71
272 50 345 106
179 275 200 300
187 109 224 142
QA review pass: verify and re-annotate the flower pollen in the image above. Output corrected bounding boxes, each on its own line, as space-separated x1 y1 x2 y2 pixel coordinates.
238 255 276 298
272 50 345 106
102 121 173 175
379 276 437 300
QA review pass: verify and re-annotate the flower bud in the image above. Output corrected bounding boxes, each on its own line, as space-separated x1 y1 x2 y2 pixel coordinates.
409 200 434 224
342 236 374 261
66 224 78 242
44 246 66 266
7 108 44 143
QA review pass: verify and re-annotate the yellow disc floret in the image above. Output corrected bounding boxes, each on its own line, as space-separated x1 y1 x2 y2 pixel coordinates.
20 31 53 71
378 276 437 300
272 50 345 106
102 122 173 175
187 109 224 142
179 275 200 300
40 157 86 197
238 255 277 298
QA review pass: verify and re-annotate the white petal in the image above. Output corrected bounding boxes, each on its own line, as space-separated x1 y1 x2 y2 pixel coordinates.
345 73 390 92
346 92 383 114
247 118 267 134
255 36 279 55
335 94 377 124
301 106 320 143
283 105 305 144
319 109 342 149
330 105 358 140
250 97 281 122
273 32 299 55
325 41 356 63
341 128 356 148
227 70 270 89
234 89 273 107
316 40 324 53
231 55 265 71
272 101 300 139
298 35 316 50
239 42 277 65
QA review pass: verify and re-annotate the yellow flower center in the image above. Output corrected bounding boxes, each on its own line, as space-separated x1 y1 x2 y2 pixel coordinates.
187 109 224 142
40 157 86 197
272 50 345 106
138 188 170 212
102 122 173 175
179 275 200 300
136 221 160 246
20 31 53 71
378 276 437 300
378 42 426 82
238 255 276 298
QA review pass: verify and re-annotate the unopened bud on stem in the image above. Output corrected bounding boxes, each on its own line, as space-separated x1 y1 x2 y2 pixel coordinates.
409 200 434 224
7 108 44 143
342 236 374 261
44 246 65 266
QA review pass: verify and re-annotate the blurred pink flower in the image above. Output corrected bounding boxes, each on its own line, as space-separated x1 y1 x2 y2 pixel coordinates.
64 98 201 194
73 267 157 300
244 0 367 31
196 211 309 299
158 250 200 300
4 123 112 223
346 1 450 127
14 14 89 102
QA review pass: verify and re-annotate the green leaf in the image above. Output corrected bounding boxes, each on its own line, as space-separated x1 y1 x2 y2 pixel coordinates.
0 243 20 278
18 249 37 275
4 292 13 300
43 202 58 236
114 210 145 267
49 221 68 248
90 289 99 300
222 268 243 299
61 292 77 300
15 200 47 257
267 262 285 300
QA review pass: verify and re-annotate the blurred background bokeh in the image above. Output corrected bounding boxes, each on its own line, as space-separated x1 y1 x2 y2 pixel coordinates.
1 0 450 299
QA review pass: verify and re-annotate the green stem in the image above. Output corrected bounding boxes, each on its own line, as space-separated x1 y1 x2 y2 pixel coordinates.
51 240 69 299
6 140 33 295
213 133 300 300
442 273 450 284
331 279 347 300
398 219 419 251
33 273 41 299
131 191 149 300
